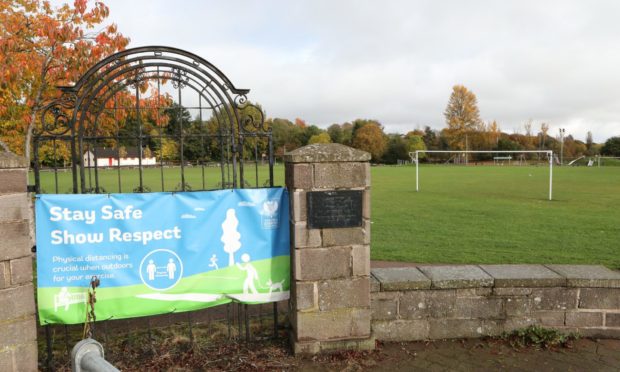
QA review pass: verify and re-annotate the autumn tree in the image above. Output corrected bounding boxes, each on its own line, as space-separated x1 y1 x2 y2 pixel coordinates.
308 132 331 144
405 132 427 159
351 121 386 161
443 85 482 149
0 0 129 160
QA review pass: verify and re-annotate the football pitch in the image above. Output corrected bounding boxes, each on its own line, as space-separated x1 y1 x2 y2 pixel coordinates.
33 164 620 269
372 165 620 269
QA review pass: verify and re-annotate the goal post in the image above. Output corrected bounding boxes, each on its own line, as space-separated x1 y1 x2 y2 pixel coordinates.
414 150 554 201
596 155 620 167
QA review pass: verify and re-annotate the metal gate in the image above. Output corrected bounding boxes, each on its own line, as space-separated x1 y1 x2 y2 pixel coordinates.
33 46 278 369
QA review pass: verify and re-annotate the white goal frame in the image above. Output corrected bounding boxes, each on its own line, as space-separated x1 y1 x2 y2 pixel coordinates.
596 155 620 167
414 150 554 201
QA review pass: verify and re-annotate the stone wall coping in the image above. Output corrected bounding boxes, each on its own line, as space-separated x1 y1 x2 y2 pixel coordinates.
0 152 28 168
418 265 494 289
372 267 431 291
284 143 371 163
371 264 620 291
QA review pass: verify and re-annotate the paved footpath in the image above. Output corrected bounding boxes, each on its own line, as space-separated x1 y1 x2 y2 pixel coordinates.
372 338 620 372
298 338 620 371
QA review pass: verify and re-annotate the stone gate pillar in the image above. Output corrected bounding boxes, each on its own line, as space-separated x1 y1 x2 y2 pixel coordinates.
0 153 37 371
285 143 374 354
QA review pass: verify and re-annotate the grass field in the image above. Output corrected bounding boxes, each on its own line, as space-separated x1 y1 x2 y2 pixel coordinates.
372 165 619 269
33 164 620 269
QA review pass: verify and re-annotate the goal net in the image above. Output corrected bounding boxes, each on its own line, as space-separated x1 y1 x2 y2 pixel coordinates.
414 150 554 200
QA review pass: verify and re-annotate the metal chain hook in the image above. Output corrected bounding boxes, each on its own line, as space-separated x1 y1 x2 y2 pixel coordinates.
83 275 100 339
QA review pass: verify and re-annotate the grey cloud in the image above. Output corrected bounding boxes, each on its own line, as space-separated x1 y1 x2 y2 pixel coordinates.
103 0 620 142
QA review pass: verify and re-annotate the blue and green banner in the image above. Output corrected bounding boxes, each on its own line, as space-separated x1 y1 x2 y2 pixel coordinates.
35 188 290 325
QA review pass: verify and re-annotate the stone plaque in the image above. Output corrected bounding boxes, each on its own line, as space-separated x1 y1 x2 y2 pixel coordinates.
307 190 363 229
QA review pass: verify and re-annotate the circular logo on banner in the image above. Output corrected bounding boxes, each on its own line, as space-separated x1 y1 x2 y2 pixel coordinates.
139 249 183 291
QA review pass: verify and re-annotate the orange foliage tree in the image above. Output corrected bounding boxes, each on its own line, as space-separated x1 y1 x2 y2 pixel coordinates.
0 0 129 160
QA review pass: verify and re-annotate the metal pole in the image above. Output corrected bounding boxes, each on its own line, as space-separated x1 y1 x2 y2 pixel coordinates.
71 339 119 372
549 151 553 201
415 151 419 192
560 128 565 165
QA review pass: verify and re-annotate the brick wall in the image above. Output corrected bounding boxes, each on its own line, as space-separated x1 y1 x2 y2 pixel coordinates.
371 264 620 341
0 153 37 372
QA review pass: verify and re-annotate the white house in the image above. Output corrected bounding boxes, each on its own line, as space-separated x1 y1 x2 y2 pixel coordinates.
83 147 157 167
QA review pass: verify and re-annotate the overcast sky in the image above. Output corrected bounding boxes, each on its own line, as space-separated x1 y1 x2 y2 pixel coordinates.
102 0 620 142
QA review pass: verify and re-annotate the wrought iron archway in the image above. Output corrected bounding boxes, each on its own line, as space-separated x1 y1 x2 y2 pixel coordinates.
33 47 278 369
34 46 273 194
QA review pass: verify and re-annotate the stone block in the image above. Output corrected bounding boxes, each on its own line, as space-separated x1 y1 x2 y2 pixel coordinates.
475 287 493 296
371 267 431 291
480 265 566 287
606 313 620 327
362 189 371 219
533 311 565 327
505 297 532 317
284 143 371 163
0 193 30 222
429 319 502 339
295 281 317 311
322 227 365 247
351 308 372 337
0 221 31 261
504 317 537 332
0 284 35 320
0 169 27 194
398 291 428 319
371 292 398 320
290 190 306 222
455 297 504 319
296 308 369 341
364 163 371 187
576 328 620 339
0 316 37 346
400 290 456 319
318 277 369 311
372 319 429 341
0 350 11 372
546 265 620 288
418 265 493 289
12 342 38 372
531 288 578 310
292 338 320 355
579 288 620 309
351 245 370 277
370 275 380 293
565 311 603 327
363 219 371 245
0 262 7 289
293 222 321 248
295 247 351 281
285 163 313 189
0 153 28 168
10 256 33 286
493 287 532 296
318 336 376 353
455 288 478 297
313 162 367 189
